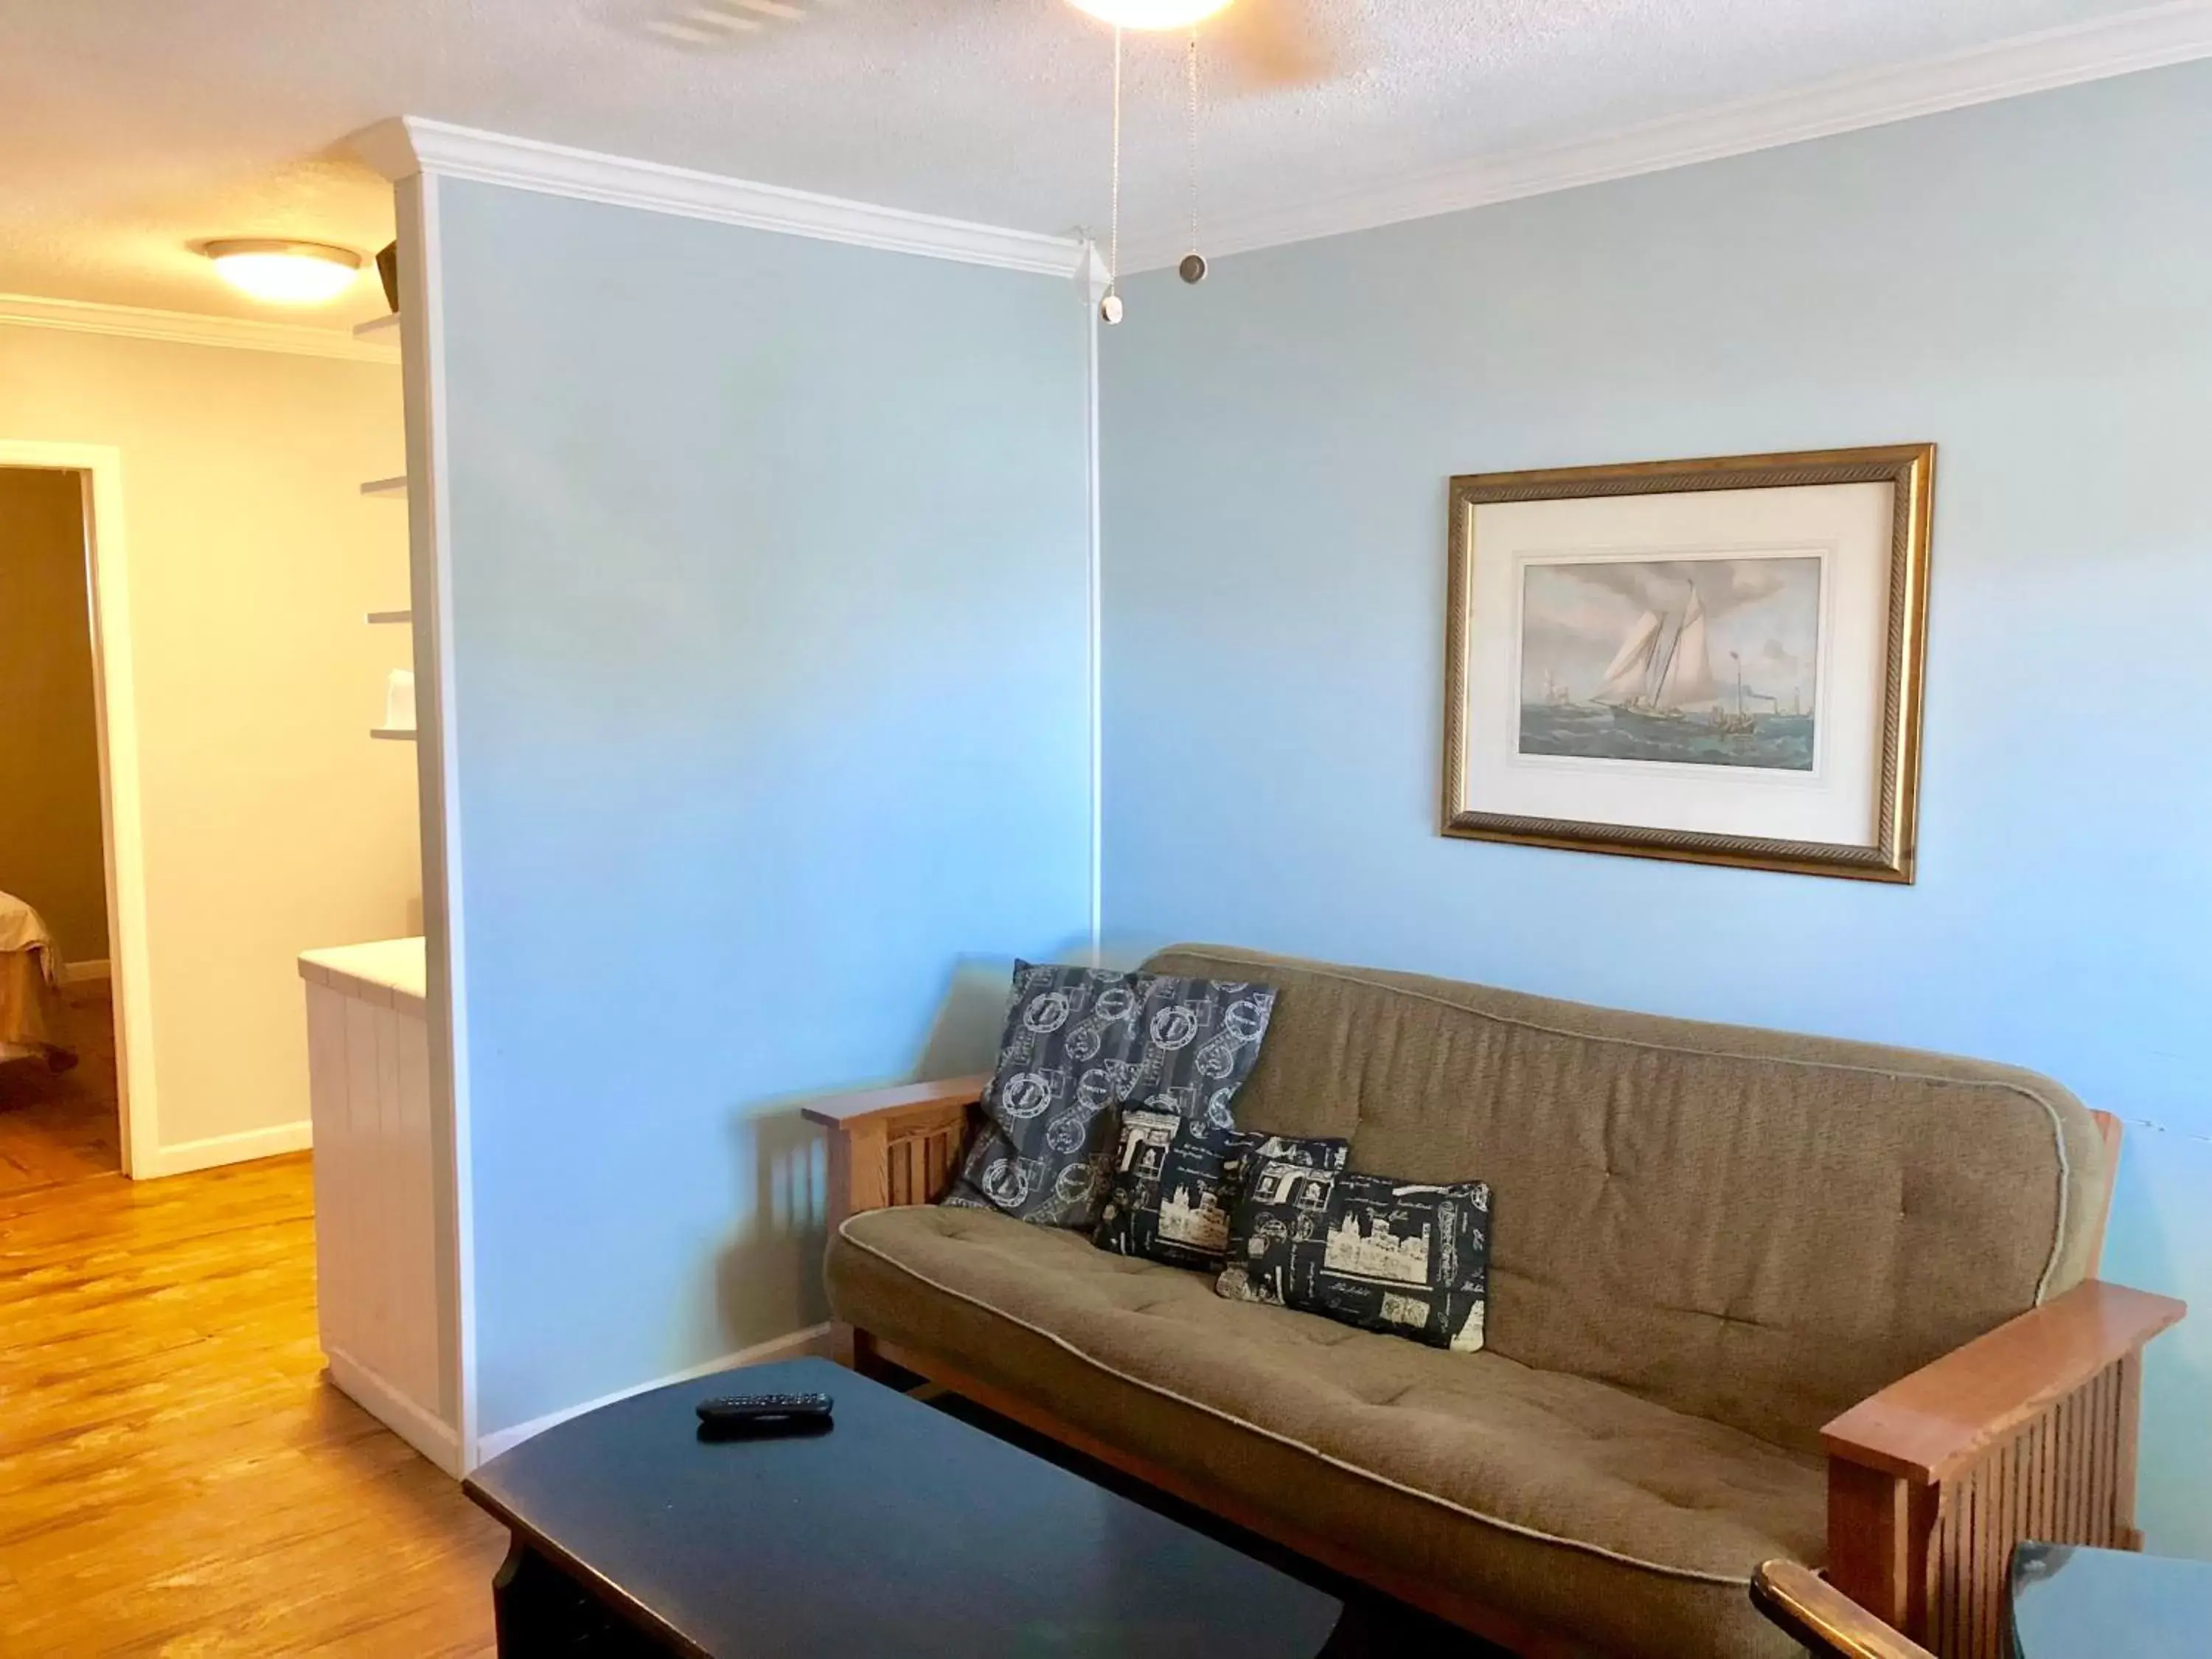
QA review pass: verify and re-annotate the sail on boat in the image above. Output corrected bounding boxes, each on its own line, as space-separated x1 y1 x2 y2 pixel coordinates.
1597 588 1725 731
1655 589 1716 709
1596 611 1664 705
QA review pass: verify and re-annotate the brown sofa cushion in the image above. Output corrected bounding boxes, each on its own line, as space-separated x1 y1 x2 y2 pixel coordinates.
1145 945 2109 1455
829 1205 1821 1659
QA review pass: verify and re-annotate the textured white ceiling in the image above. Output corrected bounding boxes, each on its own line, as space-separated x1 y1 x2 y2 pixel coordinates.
0 0 2181 327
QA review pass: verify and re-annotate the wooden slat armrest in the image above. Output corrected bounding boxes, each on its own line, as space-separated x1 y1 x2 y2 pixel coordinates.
1821 1280 2185 1484
799 1074 989 1133
811 1076 988 1236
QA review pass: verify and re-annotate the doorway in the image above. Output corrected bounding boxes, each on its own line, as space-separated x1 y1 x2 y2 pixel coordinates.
0 444 154 1185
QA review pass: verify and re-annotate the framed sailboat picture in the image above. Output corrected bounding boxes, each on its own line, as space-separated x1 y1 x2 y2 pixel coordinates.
1442 445 1934 881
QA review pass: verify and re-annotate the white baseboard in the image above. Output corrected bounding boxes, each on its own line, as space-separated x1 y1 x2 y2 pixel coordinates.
473 1323 836 1466
326 1346 463 1476
139 1119 313 1178
60 959 111 985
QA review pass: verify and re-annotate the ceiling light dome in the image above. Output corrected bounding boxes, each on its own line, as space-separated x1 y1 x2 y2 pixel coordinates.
1066 0 1234 30
201 240 364 305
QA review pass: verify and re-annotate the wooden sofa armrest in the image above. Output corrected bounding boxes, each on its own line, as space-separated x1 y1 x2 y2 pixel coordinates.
807 1074 987 1377
799 1074 990 1135
803 1074 988 1230
1823 1281 2185 1484
1820 1279 2185 1652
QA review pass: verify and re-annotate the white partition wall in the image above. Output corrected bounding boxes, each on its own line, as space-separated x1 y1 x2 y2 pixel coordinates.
301 940 456 1472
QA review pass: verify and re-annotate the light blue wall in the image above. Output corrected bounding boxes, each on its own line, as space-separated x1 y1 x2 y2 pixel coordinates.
435 181 1093 1437
1101 64 2212 1552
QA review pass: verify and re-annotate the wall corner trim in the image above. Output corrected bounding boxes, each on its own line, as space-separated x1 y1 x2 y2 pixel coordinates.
350 116 423 185
1117 0 2212 270
326 1348 462 1476
0 294 398 363
349 116 1089 278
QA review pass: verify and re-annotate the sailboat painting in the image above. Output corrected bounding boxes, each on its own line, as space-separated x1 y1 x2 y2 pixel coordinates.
1446 445 1934 882
1517 555 1821 772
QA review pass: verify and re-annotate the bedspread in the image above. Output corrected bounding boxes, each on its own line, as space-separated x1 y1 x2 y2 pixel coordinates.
0 890 66 1057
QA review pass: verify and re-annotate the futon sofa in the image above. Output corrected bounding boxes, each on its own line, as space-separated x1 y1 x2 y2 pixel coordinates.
813 945 2183 1659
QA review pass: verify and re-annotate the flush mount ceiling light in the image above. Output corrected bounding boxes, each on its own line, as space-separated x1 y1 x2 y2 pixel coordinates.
1066 0 1233 27
201 239 364 305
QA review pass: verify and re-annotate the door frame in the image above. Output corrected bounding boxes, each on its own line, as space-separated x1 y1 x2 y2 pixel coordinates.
0 440 159 1176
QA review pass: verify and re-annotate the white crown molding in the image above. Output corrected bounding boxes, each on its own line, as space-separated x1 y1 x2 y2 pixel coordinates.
0 293 398 362
1121 0 2212 271
352 115 1090 279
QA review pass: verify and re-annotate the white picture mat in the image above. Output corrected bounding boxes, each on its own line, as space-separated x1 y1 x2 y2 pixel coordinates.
1465 481 1894 846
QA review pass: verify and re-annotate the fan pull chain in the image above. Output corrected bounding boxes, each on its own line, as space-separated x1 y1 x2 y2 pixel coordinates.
1180 29 1206 284
1101 25 1124 324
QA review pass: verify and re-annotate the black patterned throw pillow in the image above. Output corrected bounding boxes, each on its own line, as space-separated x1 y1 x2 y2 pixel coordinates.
1217 1147 1491 1353
942 962 1279 1231
1091 1111 1347 1272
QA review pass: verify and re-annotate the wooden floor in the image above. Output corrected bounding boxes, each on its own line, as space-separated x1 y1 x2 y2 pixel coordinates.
0 1149 504 1654
0 982 122 1194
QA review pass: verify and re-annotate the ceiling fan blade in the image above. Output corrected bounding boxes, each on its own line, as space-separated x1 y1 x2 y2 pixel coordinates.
1209 0 1344 92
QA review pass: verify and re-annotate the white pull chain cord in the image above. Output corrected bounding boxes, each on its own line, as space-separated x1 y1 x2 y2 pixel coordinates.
1180 30 1208 284
1187 31 1199 255
1101 24 1124 324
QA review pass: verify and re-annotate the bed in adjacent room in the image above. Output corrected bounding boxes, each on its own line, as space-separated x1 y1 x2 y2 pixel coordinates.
0 890 77 1071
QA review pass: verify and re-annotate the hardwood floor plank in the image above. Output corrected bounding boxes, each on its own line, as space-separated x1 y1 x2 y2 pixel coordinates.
0 1152 500 1655
0 984 121 1195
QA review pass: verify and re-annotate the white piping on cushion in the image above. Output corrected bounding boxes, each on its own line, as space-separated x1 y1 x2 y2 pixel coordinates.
837 1215 1773 1590
1152 947 2080 1307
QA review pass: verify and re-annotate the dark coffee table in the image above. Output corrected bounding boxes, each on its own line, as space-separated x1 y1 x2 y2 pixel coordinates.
464 1356 1344 1657
2011 1541 2212 1659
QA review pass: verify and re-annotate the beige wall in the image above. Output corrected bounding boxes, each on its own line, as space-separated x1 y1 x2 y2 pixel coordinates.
0 467 110 962
0 325 420 1158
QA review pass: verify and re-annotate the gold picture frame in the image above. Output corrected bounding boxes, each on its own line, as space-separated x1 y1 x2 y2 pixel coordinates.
1441 444 1935 882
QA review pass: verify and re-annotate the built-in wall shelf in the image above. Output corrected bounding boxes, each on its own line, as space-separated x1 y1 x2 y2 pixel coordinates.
361 330 411 742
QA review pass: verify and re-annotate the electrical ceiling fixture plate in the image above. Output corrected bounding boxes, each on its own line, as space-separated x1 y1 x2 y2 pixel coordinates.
201 239 364 304
1066 0 1234 29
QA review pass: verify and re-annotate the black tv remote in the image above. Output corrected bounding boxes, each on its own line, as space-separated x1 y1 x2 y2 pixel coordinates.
695 1391 833 1431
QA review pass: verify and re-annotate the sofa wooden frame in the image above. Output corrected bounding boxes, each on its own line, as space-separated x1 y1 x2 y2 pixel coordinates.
806 1078 2183 1659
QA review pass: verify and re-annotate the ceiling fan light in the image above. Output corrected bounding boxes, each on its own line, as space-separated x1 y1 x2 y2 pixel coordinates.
1066 0 1235 30
201 239 364 305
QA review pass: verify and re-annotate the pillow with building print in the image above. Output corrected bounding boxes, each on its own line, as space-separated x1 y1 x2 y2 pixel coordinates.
1217 1146 1492 1354
1091 1109 1347 1272
940 961 1279 1231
